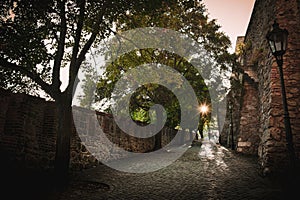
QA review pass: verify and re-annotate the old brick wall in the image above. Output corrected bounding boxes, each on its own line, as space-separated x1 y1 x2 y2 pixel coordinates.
0 89 97 170
72 106 191 162
250 0 299 174
0 89 189 170
220 37 259 154
236 75 260 154
227 0 300 174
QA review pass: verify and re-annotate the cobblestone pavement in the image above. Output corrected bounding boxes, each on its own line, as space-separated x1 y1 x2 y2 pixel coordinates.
50 140 290 200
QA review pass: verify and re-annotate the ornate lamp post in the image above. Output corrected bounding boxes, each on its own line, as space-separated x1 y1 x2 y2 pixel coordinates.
228 102 234 150
266 20 295 167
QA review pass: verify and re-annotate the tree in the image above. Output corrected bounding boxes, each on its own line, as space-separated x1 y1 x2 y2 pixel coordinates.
93 0 233 130
0 0 165 187
77 61 98 109
96 49 211 128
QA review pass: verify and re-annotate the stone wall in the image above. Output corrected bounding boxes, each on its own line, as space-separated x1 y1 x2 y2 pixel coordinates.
237 75 260 154
72 106 191 163
0 89 97 170
225 0 300 174
0 89 190 170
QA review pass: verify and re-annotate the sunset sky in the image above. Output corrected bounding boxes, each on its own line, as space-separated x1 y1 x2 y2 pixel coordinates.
202 0 256 52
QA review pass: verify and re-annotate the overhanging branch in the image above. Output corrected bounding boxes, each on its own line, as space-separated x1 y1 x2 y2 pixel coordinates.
0 58 54 97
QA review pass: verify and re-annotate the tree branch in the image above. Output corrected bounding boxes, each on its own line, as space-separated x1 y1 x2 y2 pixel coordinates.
69 0 86 69
66 0 86 96
67 0 113 94
66 29 98 96
0 58 54 97
52 0 67 91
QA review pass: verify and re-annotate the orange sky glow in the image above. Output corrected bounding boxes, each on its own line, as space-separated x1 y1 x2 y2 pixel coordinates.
202 0 256 52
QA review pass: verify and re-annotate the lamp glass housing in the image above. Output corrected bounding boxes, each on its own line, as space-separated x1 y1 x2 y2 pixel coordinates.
266 21 288 58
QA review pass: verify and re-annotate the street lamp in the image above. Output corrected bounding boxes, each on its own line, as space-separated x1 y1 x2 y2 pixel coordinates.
228 102 234 150
199 104 209 115
266 20 295 167
198 104 209 140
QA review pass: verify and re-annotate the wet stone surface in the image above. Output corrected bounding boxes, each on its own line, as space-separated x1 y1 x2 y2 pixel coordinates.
53 141 290 200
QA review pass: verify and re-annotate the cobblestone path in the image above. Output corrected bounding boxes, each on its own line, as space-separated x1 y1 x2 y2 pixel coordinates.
53 141 289 200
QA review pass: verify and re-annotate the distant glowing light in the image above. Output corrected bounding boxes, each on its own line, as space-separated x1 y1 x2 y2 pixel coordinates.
198 104 209 114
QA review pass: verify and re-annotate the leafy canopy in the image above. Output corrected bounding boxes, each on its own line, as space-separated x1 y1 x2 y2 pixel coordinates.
87 0 234 129
0 0 165 98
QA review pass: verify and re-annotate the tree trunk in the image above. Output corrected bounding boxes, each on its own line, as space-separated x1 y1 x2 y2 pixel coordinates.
154 131 162 150
198 121 204 139
154 110 163 150
199 129 204 139
54 96 72 190
216 103 221 143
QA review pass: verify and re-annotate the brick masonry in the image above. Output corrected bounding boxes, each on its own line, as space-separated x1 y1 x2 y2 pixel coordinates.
0 89 191 171
72 106 191 163
0 89 95 170
221 0 300 174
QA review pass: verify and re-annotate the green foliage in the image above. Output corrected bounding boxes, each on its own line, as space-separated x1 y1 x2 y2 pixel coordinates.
0 0 53 94
2 0 216 177
0 0 162 97
91 0 233 129
77 62 97 109
96 48 211 128
115 0 233 69
1 0 233 132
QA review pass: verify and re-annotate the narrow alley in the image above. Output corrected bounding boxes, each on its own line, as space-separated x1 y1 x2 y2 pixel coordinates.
53 140 288 200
